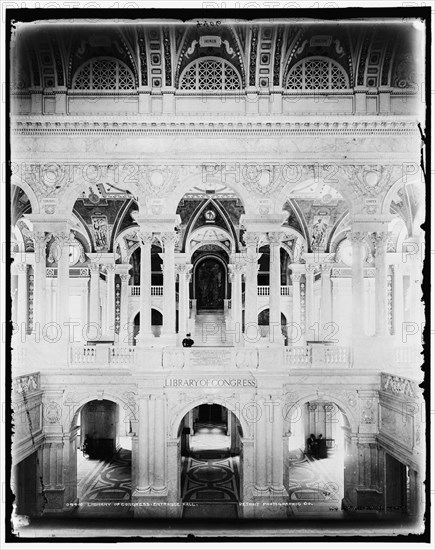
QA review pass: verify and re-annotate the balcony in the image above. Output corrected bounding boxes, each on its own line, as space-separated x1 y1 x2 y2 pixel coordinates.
67 343 353 370
129 285 163 296
258 286 292 296
284 345 352 367
69 345 136 367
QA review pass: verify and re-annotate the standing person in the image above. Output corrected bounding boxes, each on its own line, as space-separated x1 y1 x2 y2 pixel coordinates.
317 433 327 459
306 433 317 458
182 333 194 347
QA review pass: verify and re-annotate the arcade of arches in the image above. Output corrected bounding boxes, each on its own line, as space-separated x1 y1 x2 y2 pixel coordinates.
10 16 425 529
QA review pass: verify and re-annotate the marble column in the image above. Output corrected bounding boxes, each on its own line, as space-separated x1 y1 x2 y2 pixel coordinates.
105 264 116 337
88 262 100 328
372 232 390 337
137 232 153 340
271 399 284 492
228 262 244 342
137 394 150 492
290 271 302 345
161 232 177 337
32 231 51 332
243 232 260 336
305 264 316 341
153 395 166 493
320 264 332 337
255 399 267 491
116 265 132 345
54 232 71 337
348 232 367 339
392 263 404 339
16 262 28 332
268 232 282 344
176 263 192 339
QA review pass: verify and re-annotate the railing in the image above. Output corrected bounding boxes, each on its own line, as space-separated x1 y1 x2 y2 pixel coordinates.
70 345 96 363
129 285 164 296
285 347 311 364
395 346 421 364
325 346 350 364
258 286 270 296
257 286 292 296
47 267 89 278
12 346 27 366
69 344 136 366
285 345 351 367
111 346 136 364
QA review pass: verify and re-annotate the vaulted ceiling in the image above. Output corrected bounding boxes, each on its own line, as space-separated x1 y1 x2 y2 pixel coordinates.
11 19 421 92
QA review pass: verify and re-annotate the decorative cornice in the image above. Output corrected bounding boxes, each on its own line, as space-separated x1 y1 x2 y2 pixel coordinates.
11 117 419 137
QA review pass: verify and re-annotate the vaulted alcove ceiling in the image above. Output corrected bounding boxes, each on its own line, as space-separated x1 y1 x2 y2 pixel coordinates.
11 19 422 91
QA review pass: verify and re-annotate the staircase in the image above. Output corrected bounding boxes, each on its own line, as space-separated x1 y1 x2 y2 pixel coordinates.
194 310 229 347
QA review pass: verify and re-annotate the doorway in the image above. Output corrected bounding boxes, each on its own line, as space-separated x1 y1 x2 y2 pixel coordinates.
71 399 132 515
194 257 226 310
179 403 243 518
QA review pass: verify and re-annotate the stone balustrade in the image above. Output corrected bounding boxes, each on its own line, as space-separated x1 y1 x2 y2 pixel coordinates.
129 285 164 296
69 344 137 367
395 346 422 365
20 343 417 371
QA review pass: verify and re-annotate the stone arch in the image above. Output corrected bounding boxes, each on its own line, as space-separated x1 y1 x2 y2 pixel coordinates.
284 391 358 435
165 169 255 219
187 226 235 256
169 396 250 440
113 226 140 263
276 173 355 220
381 174 423 215
69 392 136 432
11 176 40 215
129 306 163 327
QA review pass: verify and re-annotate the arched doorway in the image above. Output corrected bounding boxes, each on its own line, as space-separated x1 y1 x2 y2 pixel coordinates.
133 309 163 343
284 400 349 517
178 403 243 518
194 257 226 310
69 399 132 515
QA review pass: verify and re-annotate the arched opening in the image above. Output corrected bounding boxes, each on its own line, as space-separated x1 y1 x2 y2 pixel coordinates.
133 309 163 342
284 400 349 517
258 309 288 343
178 403 243 518
193 255 227 311
129 243 163 286
70 399 132 515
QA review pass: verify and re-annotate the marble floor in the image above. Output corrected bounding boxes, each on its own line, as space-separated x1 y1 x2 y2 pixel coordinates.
182 424 240 519
286 448 345 518
74 442 132 517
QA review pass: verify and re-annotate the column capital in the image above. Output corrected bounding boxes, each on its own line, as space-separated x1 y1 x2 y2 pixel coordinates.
347 231 368 244
305 263 317 274
160 231 179 249
371 231 392 248
320 264 332 273
267 231 283 245
137 231 154 246
243 231 261 247
228 262 246 277
53 230 73 246
105 264 116 274
175 263 193 275
88 263 100 274
290 272 302 283
15 262 29 274
31 230 52 246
